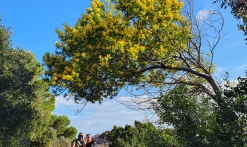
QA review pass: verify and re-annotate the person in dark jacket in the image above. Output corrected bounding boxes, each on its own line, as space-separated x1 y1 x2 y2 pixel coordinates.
86 134 97 147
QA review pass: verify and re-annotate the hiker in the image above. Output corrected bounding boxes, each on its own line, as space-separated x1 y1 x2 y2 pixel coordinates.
71 132 86 147
86 134 97 147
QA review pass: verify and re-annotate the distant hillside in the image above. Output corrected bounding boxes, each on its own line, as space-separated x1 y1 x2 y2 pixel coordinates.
93 131 109 147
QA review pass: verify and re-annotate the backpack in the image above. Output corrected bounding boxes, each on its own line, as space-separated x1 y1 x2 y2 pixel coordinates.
71 139 84 147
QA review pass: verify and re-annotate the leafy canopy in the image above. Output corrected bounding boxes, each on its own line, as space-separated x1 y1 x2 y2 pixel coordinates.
44 0 194 103
0 36 55 146
0 18 77 147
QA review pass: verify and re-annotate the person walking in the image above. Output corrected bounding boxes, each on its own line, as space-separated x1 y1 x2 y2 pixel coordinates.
71 132 86 147
86 134 97 147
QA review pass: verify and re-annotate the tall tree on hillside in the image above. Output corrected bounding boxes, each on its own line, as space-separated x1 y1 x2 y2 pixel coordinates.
43 0 247 145
154 84 216 146
50 114 77 141
155 76 247 146
44 0 222 105
31 115 77 146
0 18 55 146
0 46 56 147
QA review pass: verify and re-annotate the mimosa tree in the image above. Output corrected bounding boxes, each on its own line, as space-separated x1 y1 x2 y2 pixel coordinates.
43 0 247 145
44 0 223 106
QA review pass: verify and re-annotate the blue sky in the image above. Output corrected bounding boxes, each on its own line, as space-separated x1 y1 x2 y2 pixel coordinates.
0 0 246 136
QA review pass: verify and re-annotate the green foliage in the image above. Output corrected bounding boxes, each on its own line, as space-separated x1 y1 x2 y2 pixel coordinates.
212 75 247 147
50 114 77 142
0 22 56 144
0 16 11 51
155 85 216 146
29 114 77 146
51 115 70 136
0 45 55 145
155 77 247 146
0 19 77 147
63 126 77 141
107 120 184 147
30 128 56 147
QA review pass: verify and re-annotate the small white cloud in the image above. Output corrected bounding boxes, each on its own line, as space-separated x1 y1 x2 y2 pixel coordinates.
86 121 92 125
197 9 213 21
216 67 224 72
